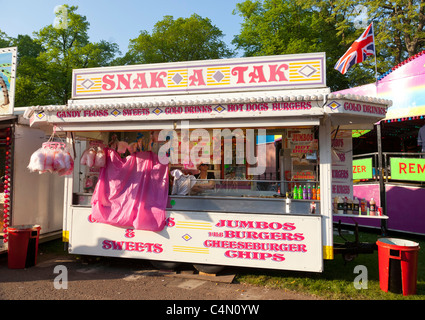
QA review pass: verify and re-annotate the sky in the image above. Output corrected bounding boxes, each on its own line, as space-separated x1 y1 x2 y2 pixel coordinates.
0 0 244 57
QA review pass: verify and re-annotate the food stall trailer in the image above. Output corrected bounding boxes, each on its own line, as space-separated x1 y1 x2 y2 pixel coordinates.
336 50 425 236
0 110 65 253
0 46 64 253
25 53 391 272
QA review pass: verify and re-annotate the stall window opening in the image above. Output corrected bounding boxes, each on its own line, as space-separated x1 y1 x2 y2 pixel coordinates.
72 126 320 205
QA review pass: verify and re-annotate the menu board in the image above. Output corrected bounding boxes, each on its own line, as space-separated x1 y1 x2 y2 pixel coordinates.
331 129 353 199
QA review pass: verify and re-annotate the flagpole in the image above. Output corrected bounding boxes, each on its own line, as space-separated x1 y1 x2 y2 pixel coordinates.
373 21 378 85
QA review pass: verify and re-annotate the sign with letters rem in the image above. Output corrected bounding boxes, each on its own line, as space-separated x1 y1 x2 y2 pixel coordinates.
390 158 425 182
72 53 326 99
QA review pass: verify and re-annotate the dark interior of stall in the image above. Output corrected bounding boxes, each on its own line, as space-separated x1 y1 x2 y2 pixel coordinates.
353 118 425 155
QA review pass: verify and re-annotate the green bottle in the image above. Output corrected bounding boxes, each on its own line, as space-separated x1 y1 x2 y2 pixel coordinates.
294 185 299 199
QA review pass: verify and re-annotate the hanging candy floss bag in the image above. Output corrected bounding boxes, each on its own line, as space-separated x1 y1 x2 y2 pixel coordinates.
80 142 106 169
28 141 74 176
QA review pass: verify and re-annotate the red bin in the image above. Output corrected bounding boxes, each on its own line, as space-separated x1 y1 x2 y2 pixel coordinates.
7 225 41 269
376 238 420 296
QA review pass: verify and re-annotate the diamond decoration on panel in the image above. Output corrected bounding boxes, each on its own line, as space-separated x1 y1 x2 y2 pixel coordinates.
172 73 183 85
182 234 192 241
36 112 45 119
214 105 225 113
81 78 95 90
327 101 341 111
111 109 121 117
152 107 163 115
298 65 317 78
213 70 225 83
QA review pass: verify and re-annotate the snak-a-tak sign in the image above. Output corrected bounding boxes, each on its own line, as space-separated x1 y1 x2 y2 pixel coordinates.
72 53 326 99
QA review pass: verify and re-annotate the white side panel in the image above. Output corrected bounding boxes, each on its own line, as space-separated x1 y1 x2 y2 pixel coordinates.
12 124 64 234
319 117 333 259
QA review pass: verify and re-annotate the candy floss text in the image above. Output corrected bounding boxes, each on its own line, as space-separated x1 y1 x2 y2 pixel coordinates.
204 219 307 262
56 110 109 118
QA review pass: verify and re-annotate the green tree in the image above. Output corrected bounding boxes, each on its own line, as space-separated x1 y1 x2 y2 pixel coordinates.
301 0 425 88
0 30 12 48
233 0 425 90
117 14 234 65
232 0 359 90
10 35 48 106
15 5 119 106
330 0 425 66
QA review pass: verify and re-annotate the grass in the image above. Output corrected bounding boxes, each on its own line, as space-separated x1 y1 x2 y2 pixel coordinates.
235 230 425 300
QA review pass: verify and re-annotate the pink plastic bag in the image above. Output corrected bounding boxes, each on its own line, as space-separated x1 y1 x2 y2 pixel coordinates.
91 149 169 231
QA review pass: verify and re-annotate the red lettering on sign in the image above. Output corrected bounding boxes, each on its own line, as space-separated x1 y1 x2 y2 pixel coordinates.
150 72 167 88
132 73 148 89
102 74 115 90
269 64 288 82
224 250 285 262
189 69 206 86
399 161 425 174
116 74 132 90
231 66 248 84
248 65 267 83
353 165 367 173
102 240 163 253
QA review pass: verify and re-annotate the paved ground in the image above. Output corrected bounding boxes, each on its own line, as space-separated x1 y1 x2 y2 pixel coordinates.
0 240 321 303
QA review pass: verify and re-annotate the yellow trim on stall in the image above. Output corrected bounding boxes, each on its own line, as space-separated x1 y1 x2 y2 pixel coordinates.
62 230 69 242
323 245 334 260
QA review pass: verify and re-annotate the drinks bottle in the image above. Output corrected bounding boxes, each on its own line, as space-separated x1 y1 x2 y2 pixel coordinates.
370 198 376 215
352 197 359 215
360 198 366 215
347 198 353 215
343 197 347 214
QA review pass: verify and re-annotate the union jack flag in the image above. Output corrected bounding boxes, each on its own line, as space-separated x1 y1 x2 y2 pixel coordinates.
334 23 375 74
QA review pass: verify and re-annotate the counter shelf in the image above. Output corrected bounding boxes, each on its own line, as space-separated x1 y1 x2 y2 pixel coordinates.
72 192 321 215
169 194 320 215
332 213 388 219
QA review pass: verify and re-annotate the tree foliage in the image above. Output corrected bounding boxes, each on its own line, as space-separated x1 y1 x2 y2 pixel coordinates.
233 0 425 91
327 0 425 65
2 1 425 106
6 5 119 106
32 5 118 105
117 14 234 65
232 0 357 90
